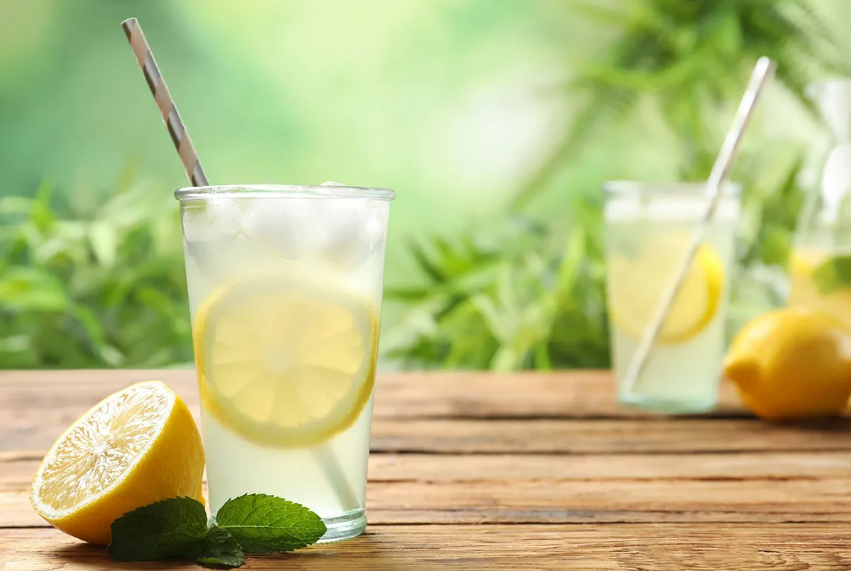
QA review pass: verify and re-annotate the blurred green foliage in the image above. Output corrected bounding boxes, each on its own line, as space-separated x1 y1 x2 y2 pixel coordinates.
517 0 848 204
0 0 849 370
388 0 846 370
0 175 191 368
384 192 609 370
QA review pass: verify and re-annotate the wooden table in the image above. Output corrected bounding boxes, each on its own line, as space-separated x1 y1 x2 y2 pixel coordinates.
2 370 851 570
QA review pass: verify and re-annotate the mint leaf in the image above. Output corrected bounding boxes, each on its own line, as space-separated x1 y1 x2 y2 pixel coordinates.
108 497 208 561
184 527 245 568
106 494 323 566
814 255 851 295
215 494 327 552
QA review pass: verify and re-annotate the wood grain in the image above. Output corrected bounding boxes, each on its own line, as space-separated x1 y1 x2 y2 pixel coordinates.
8 451 851 484
370 417 851 454
9 415 851 456
0 370 760 453
7 477 851 528
5 452 851 528
2 369 844 455
3 369 850 569
3 525 851 571
0 368 746 420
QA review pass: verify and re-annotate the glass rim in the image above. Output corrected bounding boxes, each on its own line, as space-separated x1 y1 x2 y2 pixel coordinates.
602 180 742 196
174 184 396 202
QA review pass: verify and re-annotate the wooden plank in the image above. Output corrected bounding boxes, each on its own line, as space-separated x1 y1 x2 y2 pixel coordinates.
6 452 851 528
373 370 744 418
8 451 851 486
365 477 851 524
6 406 851 455
8 414 851 455
3 525 851 570
8 478 851 528
0 369 746 421
367 451 851 481
370 418 851 454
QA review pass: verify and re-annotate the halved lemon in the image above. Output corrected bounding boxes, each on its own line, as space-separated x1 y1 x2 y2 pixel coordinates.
608 237 725 344
30 381 205 545
193 277 378 448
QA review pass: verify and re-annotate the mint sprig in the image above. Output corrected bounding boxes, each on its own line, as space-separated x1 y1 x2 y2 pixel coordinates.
813 255 851 295
108 494 327 568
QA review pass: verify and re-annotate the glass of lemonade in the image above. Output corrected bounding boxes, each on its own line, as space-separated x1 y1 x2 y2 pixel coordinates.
175 183 394 542
787 79 851 327
603 182 740 413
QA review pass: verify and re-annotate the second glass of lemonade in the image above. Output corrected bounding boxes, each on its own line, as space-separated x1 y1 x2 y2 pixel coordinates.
176 184 394 542
787 79 851 327
604 182 740 413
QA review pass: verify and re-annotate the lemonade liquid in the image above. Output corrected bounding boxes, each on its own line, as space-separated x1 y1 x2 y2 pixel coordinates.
176 184 394 542
604 183 740 413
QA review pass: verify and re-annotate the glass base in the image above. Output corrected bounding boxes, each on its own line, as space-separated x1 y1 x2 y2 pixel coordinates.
317 509 367 543
618 391 717 414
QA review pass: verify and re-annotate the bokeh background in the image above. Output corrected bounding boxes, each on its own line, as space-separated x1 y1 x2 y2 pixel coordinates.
2 0 850 370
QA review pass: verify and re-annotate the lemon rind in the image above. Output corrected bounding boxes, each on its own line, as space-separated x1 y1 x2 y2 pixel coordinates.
30 381 175 520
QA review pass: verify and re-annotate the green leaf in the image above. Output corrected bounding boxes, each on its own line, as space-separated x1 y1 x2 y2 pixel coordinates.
0 267 68 312
215 494 326 553
813 256 851 295
184 527 245 569
70 304 124 366
108 497 209 562
0 196 34 217
29 181 55 232
89 220 118 267
408 240 446 283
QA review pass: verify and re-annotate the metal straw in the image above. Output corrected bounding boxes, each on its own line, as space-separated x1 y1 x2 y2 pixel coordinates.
121 18 359 512
121 18 209 187
622 56 776 396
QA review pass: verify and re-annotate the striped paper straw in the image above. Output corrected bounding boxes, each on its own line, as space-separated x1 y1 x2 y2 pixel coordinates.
121 18 209 187
120 17 359 513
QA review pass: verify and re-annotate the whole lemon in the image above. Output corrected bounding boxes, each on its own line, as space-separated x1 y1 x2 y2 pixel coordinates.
724 307 851 420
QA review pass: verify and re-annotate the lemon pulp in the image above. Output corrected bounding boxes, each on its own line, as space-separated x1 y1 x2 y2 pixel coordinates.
194 277 378 448
608 237 724 344
30 381 204 545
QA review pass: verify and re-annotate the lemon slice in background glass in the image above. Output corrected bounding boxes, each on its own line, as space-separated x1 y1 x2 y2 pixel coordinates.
30 381 205 545
608 238 725 344
194 277 378 448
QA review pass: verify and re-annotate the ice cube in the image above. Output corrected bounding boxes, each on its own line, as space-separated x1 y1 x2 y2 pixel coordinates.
241 198 317 259
184 236 253 288
182 199 242 243
318 200 385 270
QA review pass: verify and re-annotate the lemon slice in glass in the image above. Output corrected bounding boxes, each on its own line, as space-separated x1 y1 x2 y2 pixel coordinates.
608 238 725 344
194 277 378 448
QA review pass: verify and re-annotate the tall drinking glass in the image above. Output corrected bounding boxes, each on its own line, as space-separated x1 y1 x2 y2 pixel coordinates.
788 79 851 328
175 184 394 542
603 182 740 413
